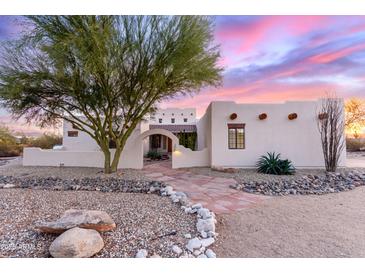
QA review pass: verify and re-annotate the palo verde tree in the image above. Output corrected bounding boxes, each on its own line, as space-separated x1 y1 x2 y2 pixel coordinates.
0 16 222 173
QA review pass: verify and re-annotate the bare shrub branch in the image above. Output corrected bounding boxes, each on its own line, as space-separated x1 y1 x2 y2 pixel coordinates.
317 92 345 172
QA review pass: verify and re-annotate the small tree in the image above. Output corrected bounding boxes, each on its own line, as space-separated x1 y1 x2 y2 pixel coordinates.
0 16 222 173
317 94 345 172
345 98 365 138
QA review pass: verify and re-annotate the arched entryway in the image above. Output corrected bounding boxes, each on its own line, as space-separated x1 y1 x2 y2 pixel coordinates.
138 129 179 168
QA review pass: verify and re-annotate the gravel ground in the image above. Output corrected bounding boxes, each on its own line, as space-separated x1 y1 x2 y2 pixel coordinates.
0 158 148 181
347 151 365 158
187 166 365 182
214 186 365 257
0 189 197 258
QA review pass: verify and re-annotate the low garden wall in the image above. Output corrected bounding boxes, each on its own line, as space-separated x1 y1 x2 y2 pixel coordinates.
23 147 143 169
172 145 210 168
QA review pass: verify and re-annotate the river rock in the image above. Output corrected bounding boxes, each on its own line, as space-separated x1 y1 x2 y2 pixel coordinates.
197 208 212 219
186 237 202 252
196 218 215 233
36 209 116 233
201 237 215 248
3 183 16 189
205 249 216 258
172 245 182 255
49 227 104 258
136 249 148 258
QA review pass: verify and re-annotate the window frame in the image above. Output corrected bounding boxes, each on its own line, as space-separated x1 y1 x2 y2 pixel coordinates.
67 131 78 137
227 123 245 149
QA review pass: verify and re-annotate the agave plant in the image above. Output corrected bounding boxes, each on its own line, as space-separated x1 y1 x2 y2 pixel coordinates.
256 152 295 175
278 159 295 175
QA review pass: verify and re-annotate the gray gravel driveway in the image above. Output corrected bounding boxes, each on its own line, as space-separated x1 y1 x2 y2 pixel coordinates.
215 186 365 257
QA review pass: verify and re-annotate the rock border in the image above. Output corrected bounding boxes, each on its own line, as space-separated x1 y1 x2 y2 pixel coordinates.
0 175 218 258
231 170 365 196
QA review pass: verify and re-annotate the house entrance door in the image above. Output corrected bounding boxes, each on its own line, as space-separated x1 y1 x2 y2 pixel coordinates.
168 138 172 152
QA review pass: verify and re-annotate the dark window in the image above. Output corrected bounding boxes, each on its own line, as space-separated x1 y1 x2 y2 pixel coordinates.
67 131 78 137
162 135 167 149
159 118 162 123
109 139 116 149
151 135 161 148
191 113 193 116
228 124 245 149
181 113 184 116
171 118 175 123
184 118 188 123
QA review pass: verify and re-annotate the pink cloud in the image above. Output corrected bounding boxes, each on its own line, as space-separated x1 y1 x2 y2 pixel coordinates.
284 16 331 36
216 16 332 56
0 115 60 136
309 43 365 63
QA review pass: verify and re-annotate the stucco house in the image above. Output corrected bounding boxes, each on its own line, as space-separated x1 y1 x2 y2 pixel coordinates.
23 100 346 169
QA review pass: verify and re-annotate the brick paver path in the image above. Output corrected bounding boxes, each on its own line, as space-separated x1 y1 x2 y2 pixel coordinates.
142 162 270 214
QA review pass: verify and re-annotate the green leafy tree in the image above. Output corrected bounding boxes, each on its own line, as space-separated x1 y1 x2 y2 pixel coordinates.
0 16 222 173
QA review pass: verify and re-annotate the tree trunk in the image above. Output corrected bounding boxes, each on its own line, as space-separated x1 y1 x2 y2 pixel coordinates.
110 146 123 173
103 149 112 174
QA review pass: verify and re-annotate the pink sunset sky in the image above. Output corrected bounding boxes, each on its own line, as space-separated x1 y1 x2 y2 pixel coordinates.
1 16 365 135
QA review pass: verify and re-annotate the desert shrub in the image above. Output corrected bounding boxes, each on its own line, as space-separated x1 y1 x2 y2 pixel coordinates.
146 150 162 160
0 125 22 157
256 152 295 175
0 143 22 157
346 138 365 151
27 133 62 149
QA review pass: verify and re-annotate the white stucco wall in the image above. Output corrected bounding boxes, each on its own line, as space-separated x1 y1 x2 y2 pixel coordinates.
208 100 346 168
23 100 346 170
63 121 100 151
196 104 211 151
24 120 145 169
150 108 196 125
172 145 210 168
23 146 143 169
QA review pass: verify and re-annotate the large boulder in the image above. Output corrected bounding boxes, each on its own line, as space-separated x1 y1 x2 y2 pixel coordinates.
36 209 116 233
49 227 104 258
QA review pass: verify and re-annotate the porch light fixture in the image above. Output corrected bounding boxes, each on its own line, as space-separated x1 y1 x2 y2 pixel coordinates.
230 113 237 120
258 113 267 120
288 113 298 120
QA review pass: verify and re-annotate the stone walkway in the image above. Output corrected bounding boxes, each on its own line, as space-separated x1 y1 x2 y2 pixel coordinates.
142 162 270 214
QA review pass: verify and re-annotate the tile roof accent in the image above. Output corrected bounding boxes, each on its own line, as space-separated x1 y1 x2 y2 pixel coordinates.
149 124 197 133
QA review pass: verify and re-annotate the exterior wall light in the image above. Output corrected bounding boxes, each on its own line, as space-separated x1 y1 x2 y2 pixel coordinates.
173 150 181 156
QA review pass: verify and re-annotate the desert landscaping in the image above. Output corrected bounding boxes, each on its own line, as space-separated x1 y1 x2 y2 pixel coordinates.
1 151 365 258
1 15 365 260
